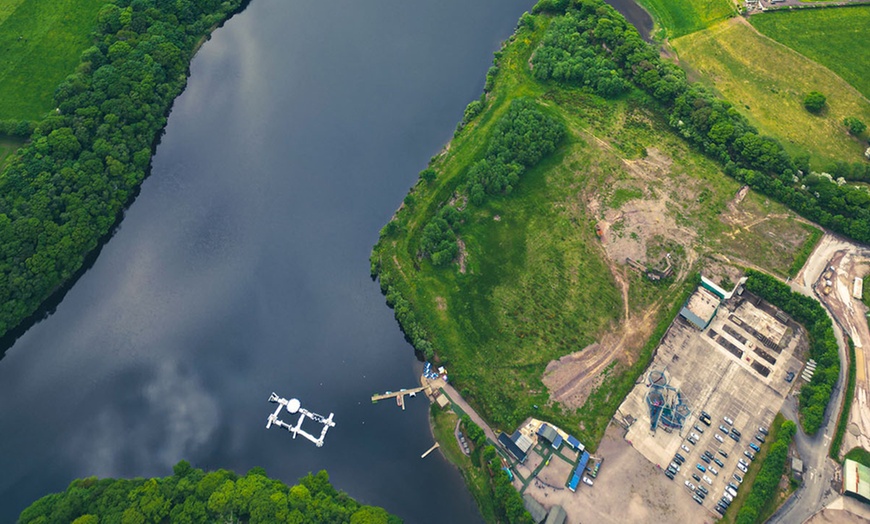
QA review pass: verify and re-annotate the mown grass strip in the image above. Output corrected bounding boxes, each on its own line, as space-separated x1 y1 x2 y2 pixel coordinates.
830 338 857 460
672 18 870 168
750 6 870 100
634 0 735 39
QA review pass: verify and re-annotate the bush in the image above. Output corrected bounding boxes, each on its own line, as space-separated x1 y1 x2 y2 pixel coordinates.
735 419 796 524
804 91 827 113
844 116 867 136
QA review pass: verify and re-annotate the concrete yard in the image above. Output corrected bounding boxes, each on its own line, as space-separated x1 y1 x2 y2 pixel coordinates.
617 290 805 515
520 426 714 524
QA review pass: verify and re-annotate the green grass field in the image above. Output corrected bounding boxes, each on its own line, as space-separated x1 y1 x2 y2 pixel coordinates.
0 0 106 120
672 18 870 168
635 0 735 39
0 136 22 170
751 7 870 100
373 14 817 447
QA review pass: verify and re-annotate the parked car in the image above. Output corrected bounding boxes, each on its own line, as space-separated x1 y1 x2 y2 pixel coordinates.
733 473 743 483
697 464 707 473
714 458 724 468
694 425 705 434
691 432 701 440
697 485 708 495
692 473 702 482
718 449 729 458
700 416 712 426
682 444 691 453
715 434 725 443
715 505 727 515
759 426 769 436
703 475 713 485
737 463 748 473
749 442 760 453
583 476 594 486
723 492 734 503
670 462 681 471
755 434 766 443
695 489 706 499
688 436 698 445
720 496 731 507
701 455 711 464
665 470 675 479
710 466 719 476
693 495 704 505
730 428 741 438
728 482 739 492
719 425 730 434
674 455 685 465
738 458 748 466
729 432 741 442
703 450 714 459
685 480 696 491
724 416 734 425
744 450 755 460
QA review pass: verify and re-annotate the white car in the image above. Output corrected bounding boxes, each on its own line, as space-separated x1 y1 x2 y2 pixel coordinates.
691 432 701 440
703 475 713 485
737 463 748 473
709 466 719 476
582 476 594 486
685 480 695 491
681 444 691 453
715 434 724 443
724 416 734 425
723 492 734 503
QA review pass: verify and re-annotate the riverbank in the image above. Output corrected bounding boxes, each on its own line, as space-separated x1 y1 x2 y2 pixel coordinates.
0 0 251 353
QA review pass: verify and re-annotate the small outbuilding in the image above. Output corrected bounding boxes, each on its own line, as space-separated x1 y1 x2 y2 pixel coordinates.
537 423 559 445
566 435 584 452
522 494 548 524
544 505 567 524
498 432 527 463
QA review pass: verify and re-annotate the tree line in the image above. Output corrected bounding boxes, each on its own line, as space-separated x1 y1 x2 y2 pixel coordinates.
532 0 870 244
18 461 399 524
418 98 564 267
735 419 796 524
0 0 247 342
744 270 840 434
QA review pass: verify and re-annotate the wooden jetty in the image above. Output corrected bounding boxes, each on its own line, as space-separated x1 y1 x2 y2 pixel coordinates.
371 386 429 410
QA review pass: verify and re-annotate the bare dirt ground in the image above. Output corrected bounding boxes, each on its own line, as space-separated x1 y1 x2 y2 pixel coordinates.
521 424 716 524
542 148 694 409
795 234 870 456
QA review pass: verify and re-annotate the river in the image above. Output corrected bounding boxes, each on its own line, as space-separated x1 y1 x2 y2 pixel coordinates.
0 1 650 522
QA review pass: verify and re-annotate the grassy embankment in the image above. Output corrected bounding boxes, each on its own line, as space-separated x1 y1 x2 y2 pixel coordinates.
431 407 499 522
372 12 816 450
0 0 107 121
634 0 735 39
671 18 870 168
751 7 870 100
844 447 870 468
830 337 857 459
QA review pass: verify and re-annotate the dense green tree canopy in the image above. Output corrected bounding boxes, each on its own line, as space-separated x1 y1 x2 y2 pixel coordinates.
19 462 400 524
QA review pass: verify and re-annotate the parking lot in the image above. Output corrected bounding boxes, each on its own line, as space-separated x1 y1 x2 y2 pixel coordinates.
618 291 805 515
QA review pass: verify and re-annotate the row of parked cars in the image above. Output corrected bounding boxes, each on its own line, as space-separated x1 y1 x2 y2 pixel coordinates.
665 409 771 514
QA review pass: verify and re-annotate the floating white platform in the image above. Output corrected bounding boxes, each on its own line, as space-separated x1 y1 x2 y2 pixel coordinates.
266 392 335 447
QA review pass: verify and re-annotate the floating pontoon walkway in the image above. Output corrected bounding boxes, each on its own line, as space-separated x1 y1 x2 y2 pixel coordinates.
371 386 429 410
266 392 335 447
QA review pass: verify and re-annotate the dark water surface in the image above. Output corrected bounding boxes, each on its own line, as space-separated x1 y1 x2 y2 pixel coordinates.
0 0 651 521
0 1 535 521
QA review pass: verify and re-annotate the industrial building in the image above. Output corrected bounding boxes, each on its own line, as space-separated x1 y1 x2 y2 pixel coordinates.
843 459 870 505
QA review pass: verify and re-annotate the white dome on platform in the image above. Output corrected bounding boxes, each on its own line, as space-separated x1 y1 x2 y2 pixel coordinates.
286 398 301 413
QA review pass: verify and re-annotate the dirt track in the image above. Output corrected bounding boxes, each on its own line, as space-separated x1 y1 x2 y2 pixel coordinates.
793 234 870 455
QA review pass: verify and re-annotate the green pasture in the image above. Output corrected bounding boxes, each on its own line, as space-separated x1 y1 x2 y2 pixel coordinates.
635 0 735 39
373 13 817 447
751 7 870 100
0 0 106 120
673 18 870 168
